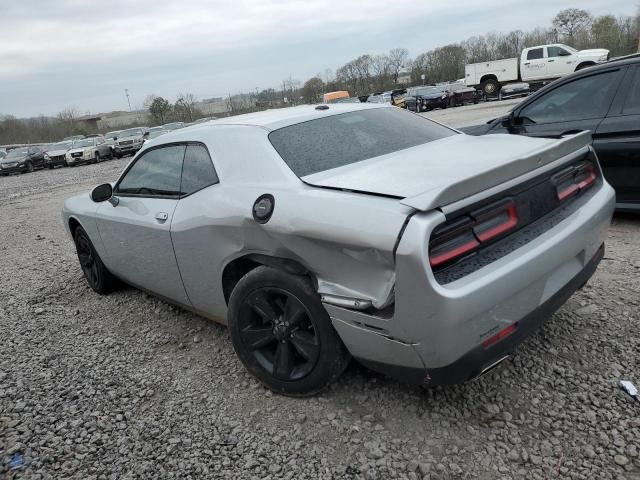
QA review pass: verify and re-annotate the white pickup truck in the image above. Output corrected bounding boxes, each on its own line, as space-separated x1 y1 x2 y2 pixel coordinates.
465 44 610 96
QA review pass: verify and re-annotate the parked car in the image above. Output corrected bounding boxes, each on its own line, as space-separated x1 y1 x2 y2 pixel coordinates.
447 83 479 106
44 141 73 169
63 103 614 396
0 146 45 175
85 134 105 139
113 128 147 158
390 88 407 108
497 82 530 100
161 122 185 131
66 138 112 166
405 86 451 112
104 131 121 157
143 127 167 144
62 135 85 142
465 43 610 96
469 54 640 211
367 91 392 103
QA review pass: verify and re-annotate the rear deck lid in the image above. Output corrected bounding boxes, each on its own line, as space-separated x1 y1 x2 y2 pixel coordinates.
302 131 592 211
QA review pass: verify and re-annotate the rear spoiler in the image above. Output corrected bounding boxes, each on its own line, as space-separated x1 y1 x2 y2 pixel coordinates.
400 131 593 212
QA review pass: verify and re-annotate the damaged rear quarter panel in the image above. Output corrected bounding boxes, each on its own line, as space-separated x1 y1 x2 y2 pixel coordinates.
169 126 413 323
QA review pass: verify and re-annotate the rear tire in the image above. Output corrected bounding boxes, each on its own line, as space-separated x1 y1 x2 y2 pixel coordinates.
25 162 34 173
481 79 499 96
74 226 119 294
228 266 350 397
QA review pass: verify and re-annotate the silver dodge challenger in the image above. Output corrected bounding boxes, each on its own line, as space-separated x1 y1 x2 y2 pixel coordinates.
63 104 615 396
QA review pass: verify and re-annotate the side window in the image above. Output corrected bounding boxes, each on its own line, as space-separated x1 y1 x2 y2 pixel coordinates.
116 145 186 196
527 48 544 60
547 46 561 58
180 144 219 195
519 70 620 124
622 68 640 116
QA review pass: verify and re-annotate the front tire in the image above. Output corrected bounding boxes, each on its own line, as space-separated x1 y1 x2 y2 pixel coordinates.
74 226 118 294
94 152 100 163
228 267 350 397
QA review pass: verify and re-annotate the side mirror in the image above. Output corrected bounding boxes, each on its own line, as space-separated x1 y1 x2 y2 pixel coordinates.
91 183 113 203
500 113 514 128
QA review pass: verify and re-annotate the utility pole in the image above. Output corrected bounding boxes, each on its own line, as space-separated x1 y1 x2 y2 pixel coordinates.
125 89 132 112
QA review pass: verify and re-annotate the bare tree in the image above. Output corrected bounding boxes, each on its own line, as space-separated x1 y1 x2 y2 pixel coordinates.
553 8 592 44
301 77 325 104
388 48 409 85
371 54 392 90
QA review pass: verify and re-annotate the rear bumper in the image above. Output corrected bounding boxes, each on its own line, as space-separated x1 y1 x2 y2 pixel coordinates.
328 180 615 385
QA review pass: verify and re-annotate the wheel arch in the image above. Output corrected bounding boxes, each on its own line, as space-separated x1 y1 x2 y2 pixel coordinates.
221 253 316 304
479 74 498 84
68 216 83 237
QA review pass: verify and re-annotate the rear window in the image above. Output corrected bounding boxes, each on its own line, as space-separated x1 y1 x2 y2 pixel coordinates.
268 108 455 177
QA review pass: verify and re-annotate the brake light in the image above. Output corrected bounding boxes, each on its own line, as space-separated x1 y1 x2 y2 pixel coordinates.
482 323 518 348
554 163 597 202
429 199 519 269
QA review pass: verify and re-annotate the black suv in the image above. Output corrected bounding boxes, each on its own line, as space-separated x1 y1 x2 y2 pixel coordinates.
468 54 640 211
0 146 46 175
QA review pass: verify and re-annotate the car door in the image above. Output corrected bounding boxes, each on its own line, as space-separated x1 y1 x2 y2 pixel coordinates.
170 143 226 318
594 65 640 207
94 144 192 306
546 46 574 77
507 67 625 138
521 47 547 81
28 147 44 168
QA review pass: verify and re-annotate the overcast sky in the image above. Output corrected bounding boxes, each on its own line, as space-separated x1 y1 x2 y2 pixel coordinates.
0 0 633 118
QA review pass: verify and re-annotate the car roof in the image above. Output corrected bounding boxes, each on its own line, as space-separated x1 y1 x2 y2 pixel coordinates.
175 103 387 131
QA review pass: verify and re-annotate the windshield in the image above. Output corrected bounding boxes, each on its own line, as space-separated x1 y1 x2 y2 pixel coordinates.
50 142 71 150
120 128 143 137
6 149 28 158
105 131 120 139
269 108 455 177
73 139 95 148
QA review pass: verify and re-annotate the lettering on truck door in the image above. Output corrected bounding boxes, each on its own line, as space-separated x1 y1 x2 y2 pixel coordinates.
522 48 548 81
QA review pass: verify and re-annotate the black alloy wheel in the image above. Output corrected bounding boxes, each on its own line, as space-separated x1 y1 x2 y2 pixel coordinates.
74 226 118 294
228 267 350 396
26 162 34 173
238 287 319 382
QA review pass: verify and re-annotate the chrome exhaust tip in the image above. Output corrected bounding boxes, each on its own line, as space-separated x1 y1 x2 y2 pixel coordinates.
473 355 511 380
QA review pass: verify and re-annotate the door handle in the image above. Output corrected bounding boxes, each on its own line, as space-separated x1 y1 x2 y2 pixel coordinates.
524 62 530 66
548 59 555 62
155 212 169 223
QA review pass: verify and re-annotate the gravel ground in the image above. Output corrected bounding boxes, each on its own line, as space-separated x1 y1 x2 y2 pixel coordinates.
1 159 639 479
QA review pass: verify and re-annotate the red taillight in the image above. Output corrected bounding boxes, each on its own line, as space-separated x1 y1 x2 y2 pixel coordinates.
429 199 519 269
474 204 519 242
555 163 597 201
429 235 480 268
482 323 518 348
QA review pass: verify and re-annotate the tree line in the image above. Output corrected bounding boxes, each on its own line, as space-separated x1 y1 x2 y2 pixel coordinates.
1 7 638 145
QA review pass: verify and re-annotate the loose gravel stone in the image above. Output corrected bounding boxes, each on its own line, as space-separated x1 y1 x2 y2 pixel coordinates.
1 157 639 479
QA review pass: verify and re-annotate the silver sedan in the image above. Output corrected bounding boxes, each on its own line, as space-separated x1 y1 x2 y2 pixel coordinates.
63 104 614 396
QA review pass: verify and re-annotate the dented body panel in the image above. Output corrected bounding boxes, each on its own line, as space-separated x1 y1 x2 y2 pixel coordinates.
63 103 615 386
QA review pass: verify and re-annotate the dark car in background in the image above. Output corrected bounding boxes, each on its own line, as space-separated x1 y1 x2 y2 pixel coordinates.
497 82 530 101
0 146 45 175
44 141 72 169
405 86 452 112
469 54 640 211
447 83 479 106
